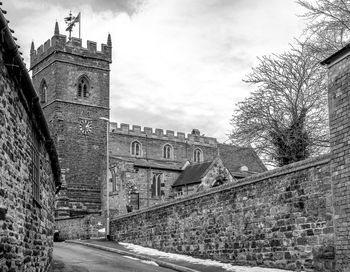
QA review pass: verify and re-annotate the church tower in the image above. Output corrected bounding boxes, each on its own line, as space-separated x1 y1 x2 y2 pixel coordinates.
30 22 112 218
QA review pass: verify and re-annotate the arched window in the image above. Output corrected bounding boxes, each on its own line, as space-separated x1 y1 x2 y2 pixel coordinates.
193 148 203 163
77 76 90 98
131 141 142 156
152 173 162 198
212 177 227 188
163 144 172 159
40 80 47 103
110 167 117 192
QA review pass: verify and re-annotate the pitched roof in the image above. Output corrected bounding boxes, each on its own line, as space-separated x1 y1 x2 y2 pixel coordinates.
0 9 61 190
134 158 183 171
217 144 267 174
172 161 213 187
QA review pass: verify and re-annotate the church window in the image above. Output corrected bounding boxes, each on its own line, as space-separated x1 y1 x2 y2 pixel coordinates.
40 80 47 103
193 148 203 163
29 124 40 205
212 177 226 188
163 144 173 159
110 167 117 192
151 173 163 198
131 141 142 156
77 76 90 98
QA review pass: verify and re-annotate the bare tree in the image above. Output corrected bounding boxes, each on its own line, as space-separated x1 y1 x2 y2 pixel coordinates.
297 0 350 59
230 41 329 167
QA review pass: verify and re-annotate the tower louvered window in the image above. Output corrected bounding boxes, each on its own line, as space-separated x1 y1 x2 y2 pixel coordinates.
40 80 47 103
77 76 89 98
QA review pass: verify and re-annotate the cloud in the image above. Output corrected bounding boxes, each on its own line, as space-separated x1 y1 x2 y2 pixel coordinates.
9 0 146 16
4 0 306 143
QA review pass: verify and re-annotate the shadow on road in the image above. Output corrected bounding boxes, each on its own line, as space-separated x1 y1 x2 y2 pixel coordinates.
51 260 89 272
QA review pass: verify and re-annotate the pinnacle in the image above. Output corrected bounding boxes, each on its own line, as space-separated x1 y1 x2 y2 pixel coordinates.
107 33 112 47
54 21 59 35
30 41 35 53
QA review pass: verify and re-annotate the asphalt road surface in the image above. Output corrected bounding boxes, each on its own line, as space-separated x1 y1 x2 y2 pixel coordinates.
52 242 176 272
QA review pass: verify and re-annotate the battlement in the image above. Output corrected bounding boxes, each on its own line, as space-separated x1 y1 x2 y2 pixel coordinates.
30 31 112 69
109 122 217 146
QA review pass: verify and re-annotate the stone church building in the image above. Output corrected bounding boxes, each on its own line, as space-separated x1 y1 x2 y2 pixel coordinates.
30 22 266 220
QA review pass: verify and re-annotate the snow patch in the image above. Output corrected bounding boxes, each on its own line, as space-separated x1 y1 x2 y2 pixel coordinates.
123 255 159 267
123 255 140 261
141 260 159 266
119 242 297 272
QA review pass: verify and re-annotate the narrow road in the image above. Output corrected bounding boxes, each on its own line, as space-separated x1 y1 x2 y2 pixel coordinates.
52 242 175 272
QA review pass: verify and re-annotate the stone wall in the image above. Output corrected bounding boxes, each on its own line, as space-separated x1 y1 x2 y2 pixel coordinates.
323 49 350 272
55 214 104 240
109 129 218 163
110 154 335 271
0 45 57 270
109 158 181 216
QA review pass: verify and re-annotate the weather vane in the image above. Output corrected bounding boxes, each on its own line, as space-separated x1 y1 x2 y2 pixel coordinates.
65 11 81 40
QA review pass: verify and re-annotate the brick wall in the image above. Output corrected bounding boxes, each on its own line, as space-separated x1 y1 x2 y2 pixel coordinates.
0 48 57 271
325 52 350 271
110 155 335 271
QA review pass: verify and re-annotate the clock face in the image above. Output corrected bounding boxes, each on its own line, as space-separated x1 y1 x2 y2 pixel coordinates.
79 120 92 135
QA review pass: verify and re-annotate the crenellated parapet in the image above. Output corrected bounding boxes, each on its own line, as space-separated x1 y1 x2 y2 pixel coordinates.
30 22 111 69
109 122 217 146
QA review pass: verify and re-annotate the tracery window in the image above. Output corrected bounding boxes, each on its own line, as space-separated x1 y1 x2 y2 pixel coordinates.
40 80 47 103
193 148 203 163
163 144 172 159
77 76 90 98
151 173 163 198
131 141 142 156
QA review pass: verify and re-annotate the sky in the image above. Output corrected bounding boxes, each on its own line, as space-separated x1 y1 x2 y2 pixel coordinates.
4 0 306 142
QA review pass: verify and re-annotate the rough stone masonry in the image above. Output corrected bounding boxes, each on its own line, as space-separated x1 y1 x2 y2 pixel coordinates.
321 44 350 272
111 155 335 271
0 9 60 272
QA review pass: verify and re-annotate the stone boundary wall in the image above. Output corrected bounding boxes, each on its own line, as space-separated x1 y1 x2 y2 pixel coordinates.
110 154 335 271
55 214 104 240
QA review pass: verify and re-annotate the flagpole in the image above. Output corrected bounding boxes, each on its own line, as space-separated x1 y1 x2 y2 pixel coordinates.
79 13 81 39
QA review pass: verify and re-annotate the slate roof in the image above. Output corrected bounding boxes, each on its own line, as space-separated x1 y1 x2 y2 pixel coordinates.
134 158 183 171
172 161 212 187
218 143 267 174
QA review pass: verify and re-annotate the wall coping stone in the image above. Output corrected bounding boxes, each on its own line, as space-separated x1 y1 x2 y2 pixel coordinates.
111 153 331 221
